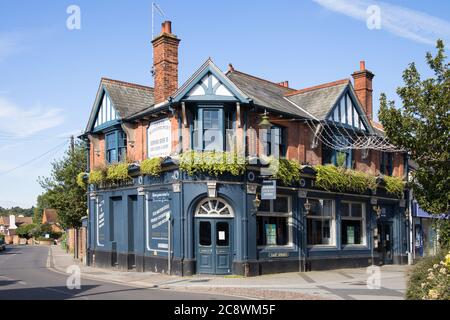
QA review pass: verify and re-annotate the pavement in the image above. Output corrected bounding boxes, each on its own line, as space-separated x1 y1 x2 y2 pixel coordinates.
49 245 410 300
0 245 245 300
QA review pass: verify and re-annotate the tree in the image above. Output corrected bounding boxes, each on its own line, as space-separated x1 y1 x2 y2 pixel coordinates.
38 141 88 228
379 40 450 215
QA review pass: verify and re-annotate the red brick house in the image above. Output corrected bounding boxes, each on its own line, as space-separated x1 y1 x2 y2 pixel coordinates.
80 21 408 276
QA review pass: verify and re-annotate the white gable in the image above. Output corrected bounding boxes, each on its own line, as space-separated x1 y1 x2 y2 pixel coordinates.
94 93 119 128
186 72 234 98
328 93 368 131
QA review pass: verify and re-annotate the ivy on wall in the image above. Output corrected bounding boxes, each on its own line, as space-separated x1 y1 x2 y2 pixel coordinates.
140 157 163 176
106 163 131 183
179 151 247 177
383 175 405 197
267 157 302 186
314 165 377 194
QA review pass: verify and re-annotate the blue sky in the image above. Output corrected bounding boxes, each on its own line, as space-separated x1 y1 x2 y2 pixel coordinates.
0 0 449 208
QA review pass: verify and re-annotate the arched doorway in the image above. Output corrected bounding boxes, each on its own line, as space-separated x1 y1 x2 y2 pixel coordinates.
194 198 234 274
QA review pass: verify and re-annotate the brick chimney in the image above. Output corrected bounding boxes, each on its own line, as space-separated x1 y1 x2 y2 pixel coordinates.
277 81 289 88
352 61 375 120
152 21 180 104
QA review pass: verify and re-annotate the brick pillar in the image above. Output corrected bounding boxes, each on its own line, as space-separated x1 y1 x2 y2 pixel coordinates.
152 21 180 104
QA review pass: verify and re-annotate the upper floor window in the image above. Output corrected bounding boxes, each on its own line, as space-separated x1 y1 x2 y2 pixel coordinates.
263 126 287 158
106 130 126 164
380 152 394 176
322 147 353 169
192 106 235 152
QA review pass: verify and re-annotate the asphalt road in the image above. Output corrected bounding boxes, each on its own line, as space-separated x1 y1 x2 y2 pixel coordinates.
0 245 241 300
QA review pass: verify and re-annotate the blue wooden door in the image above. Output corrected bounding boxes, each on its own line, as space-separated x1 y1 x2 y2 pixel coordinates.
196 219 232 274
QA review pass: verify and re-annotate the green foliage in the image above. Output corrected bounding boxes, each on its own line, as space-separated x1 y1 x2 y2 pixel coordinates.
433 219 450 251
140 158 163 176
314 165 377 194
268 158 301 186
38 141 88 228
384 175 405 197
0 206 34 217
379 40 450 214
77 172 87 189
179 151 247 177
88 168 106 185
15 223 38 239
406 250 450 300
106 163 131 183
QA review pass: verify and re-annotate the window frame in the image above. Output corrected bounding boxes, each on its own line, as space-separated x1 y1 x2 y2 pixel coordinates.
306 198 337 248
256 195 293 249
191 105 238 152
340 201 367 247
105 129 127 164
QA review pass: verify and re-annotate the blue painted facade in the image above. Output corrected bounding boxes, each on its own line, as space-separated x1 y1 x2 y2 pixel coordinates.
85 164 408 276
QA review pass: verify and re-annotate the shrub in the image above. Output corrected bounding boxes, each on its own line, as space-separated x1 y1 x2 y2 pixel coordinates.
383 175 404 197
140 158 163 176
15 223 38 239
179 151 246 177
406 251 450 300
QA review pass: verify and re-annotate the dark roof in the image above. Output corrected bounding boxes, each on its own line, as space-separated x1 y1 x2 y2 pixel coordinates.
226 70 311 118
43 209 58 224
85 78 154 133
285 79 349 120
102 78 154 118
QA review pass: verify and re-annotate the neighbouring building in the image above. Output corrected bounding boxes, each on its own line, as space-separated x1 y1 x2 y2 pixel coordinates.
80 21 410 276
42 209 63 233
0 215 33 243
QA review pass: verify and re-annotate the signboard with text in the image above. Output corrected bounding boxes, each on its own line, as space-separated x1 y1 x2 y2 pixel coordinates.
146 192 171 255
148 118 172 158
261 180 276 200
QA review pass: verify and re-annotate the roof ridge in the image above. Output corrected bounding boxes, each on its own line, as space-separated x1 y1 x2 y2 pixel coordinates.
228 69 296 91
101 78 154 91
285 79 350 97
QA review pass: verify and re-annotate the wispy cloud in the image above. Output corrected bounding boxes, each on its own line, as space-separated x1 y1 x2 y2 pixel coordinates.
313 0 450 45
0 97 65 137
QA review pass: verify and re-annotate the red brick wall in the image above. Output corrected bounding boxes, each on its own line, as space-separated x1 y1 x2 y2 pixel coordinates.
89 134 105 169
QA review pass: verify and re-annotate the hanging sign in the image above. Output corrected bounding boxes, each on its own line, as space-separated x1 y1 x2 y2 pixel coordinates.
261 180 276 200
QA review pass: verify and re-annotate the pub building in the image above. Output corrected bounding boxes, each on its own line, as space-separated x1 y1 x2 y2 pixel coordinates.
80 21 409 276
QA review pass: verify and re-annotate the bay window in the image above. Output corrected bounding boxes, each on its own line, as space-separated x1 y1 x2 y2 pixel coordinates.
192 106 236 152
341 201 366 246
106 130 127 164
256 196 292 247
306 199 335 246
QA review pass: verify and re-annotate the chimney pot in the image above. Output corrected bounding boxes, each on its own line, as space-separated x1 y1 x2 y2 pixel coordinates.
360 60 366 71
162 21 172 34
228 63 235 72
